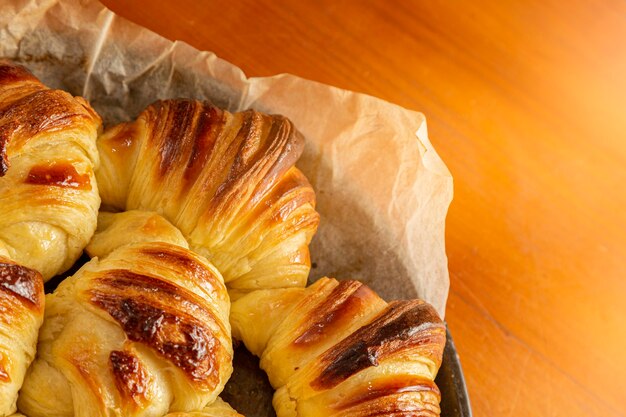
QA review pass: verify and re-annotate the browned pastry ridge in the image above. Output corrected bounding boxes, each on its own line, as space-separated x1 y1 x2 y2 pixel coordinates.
96 99 320 299
231 278 446 417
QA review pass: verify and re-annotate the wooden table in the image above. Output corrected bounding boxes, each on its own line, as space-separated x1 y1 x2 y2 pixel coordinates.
103 1 626 416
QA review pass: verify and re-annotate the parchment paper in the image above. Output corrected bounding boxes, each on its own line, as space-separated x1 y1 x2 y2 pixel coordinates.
0 3 453 411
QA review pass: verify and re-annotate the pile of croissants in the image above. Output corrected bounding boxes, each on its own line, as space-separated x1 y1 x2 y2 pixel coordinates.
0 60 446 417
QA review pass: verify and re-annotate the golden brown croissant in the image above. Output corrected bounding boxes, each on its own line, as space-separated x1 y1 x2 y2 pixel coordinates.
95 99 319 298
18 211 233 417
0 258 44 417
0 60 101 281
230 278 446 417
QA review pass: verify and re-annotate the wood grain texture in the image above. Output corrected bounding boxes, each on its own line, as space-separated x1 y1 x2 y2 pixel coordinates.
101 1 626 416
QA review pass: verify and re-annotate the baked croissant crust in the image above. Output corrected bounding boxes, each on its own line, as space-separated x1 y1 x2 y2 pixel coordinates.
18 211 233 417
95 99 319 298
230 278 446 417
0 60 101 280
164 397 242 417
0 258 44 417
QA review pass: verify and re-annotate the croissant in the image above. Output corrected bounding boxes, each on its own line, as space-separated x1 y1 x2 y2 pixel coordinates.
0 258 44 417
230 278 446 417
18 210 233 417
0 60 101 280
95 99 319 298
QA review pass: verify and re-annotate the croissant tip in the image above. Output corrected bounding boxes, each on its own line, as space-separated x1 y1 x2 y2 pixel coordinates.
0 60 38 86
0 258 44 309
312 299 445 390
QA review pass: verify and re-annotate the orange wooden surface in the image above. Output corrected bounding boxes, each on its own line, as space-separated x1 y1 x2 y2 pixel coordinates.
102 1 626 416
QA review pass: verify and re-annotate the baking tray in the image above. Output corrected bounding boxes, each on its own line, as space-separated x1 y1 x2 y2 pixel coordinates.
437 327 473 417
